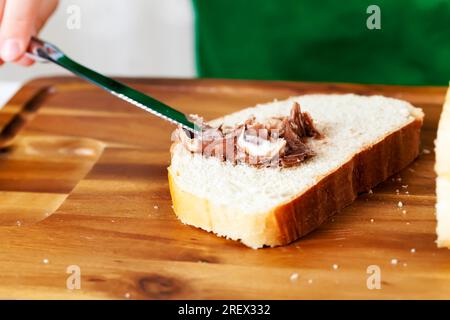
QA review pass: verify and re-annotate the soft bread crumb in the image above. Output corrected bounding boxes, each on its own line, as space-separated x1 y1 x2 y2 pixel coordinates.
435 88 450 248
171 94 422 213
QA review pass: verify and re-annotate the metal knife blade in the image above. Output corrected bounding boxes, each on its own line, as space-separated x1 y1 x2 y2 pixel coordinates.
27 37 199 134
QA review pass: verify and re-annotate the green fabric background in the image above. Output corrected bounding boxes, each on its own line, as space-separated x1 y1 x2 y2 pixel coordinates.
193 0 450 85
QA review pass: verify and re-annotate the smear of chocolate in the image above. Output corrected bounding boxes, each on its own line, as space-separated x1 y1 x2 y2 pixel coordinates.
176 102 321 168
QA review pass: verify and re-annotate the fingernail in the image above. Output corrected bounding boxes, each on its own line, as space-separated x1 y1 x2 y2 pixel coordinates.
1 39 22 62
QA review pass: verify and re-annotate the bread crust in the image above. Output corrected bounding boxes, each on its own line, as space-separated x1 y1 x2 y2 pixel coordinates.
168 118 423 248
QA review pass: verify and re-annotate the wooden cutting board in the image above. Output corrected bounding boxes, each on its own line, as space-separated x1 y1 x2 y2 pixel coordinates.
0 76 447 299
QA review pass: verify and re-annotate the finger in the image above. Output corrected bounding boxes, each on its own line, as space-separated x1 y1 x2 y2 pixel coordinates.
23 0 58 67
35 0 59 33
0 0 41 62
0 0 5 20
0 0 6 66
16 55 35 66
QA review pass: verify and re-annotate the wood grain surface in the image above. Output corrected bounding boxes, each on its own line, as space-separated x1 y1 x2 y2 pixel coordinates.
0 76 447 299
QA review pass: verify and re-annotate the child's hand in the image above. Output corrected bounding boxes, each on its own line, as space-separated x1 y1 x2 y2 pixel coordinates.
0 0 58 66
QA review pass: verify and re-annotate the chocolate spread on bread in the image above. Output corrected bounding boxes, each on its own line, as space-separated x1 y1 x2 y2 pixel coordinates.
175 102 321 168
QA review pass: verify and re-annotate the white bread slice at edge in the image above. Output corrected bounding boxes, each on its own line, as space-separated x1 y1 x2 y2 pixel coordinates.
436 87 450 248
168 94 424 248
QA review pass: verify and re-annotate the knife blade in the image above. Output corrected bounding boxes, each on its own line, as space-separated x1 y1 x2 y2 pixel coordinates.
27 37 199 134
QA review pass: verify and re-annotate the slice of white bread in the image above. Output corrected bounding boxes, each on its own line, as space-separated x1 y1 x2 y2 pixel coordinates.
436 87 450 248
168 94 424 248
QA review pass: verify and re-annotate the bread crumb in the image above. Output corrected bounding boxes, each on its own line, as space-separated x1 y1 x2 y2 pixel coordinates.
42 259 49 264
368 189 373 194
308 279 313 284
290 273 299 282
398 201 404 208
391 259 398 265
410 248 416 253
332 264 339 270
74 148 96 157
397 177 402 182
406 222 411 225
423 148 431 154
370 218 374 223
153 205 159 209
124 292 131 299
403 263 408 267
401 185 408 189
395 189 400 194
16 220 21 227
402 210 407 214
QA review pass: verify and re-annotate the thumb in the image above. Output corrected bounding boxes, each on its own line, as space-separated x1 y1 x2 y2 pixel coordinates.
0 0 40 62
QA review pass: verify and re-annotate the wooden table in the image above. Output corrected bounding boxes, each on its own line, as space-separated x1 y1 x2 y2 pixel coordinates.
0 77 447 299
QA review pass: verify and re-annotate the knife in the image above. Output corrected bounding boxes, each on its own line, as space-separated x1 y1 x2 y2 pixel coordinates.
26 37 199 134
